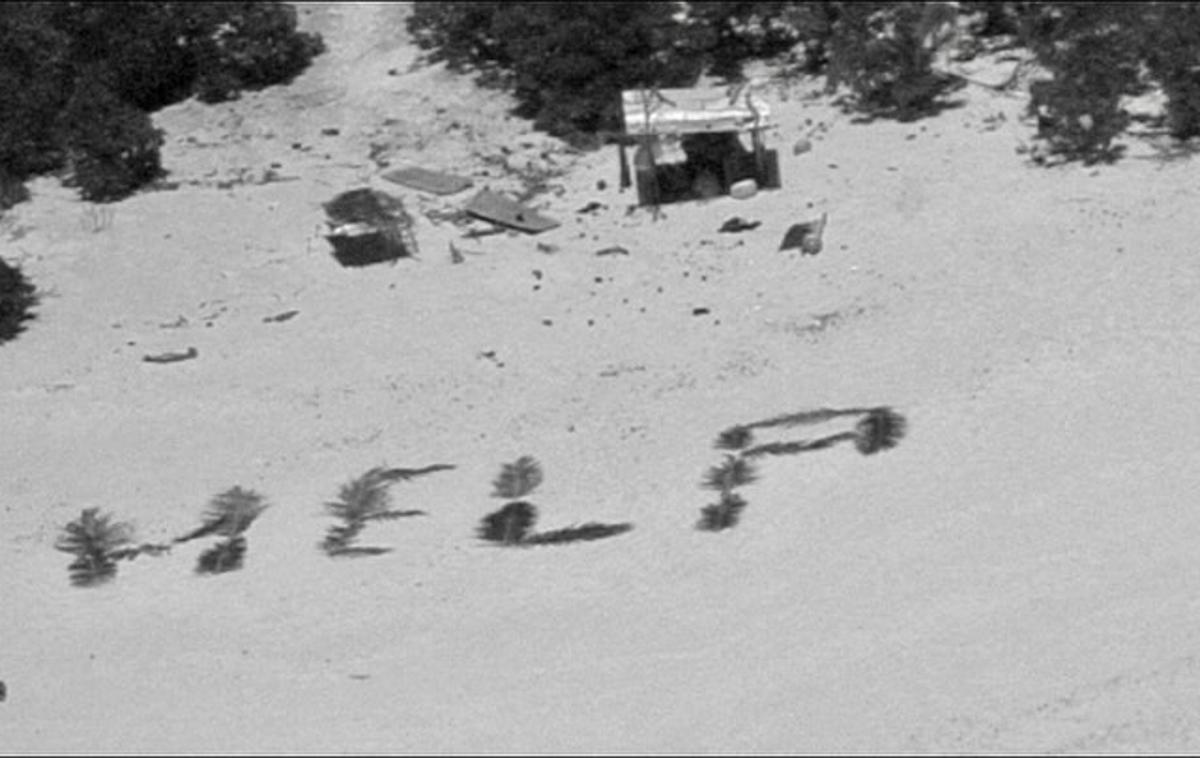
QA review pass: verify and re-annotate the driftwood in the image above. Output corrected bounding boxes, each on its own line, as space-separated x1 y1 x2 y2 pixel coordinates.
142 347 198 364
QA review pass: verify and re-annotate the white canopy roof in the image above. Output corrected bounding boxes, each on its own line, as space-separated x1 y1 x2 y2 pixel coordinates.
622 86 772 136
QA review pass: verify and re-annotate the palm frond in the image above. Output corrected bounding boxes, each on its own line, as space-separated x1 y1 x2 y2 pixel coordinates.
715 426 754 451
524 522 634 546
701 455 759 493
195 536 247 575
854 407 907 455
697 492 749 532
109 542 172 561
377 463 456 482
55 508 134 559
744 407 871 431
325 467 393 523
324 545 393 558
321 520 365 554
198 486 268 539
742 432 857 458
364 509 427 521
478 501 537 545
67 556 118 587
491 456 543 500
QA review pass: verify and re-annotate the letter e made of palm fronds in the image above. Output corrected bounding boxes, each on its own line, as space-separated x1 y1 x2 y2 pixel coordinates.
478 456 543 545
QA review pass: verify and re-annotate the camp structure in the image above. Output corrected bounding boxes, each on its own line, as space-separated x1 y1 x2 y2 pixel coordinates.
619 86 782 207
322 188 418 267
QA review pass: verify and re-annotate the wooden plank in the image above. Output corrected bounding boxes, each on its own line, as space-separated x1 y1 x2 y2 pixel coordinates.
382 166 474 195
464 189 560 234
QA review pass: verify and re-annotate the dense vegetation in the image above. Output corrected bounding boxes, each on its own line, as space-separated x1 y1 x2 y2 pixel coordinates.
0 2 324 204
0 256 37 346
409 1 1200 163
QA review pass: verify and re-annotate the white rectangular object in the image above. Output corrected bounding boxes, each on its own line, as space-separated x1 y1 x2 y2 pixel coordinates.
622 87 772 136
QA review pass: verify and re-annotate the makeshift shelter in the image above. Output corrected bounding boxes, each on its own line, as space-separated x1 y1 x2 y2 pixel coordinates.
620 86 782 207
323 188 417 267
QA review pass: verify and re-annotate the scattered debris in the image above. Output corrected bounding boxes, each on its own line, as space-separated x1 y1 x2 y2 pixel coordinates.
323 188 418 267
382 166 474 196
321 127 340 136
478 350 505 368
536 242 559 254
449 242 465 264
465 189 560 234
143 347 198 364
779 213 828 255
262 310 299 323
595 246 630 257
463 226 505 239
692 307 711 316
719 217 761 233
576 201 605 214
792 137 813 155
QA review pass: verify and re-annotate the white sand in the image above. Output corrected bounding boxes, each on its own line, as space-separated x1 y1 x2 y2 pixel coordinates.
4 3 1200 753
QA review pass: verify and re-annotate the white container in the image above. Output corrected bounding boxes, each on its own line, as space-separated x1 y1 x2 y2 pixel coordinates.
730 179 758 200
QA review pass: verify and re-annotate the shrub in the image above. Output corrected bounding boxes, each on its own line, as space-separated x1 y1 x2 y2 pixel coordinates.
0 5 74 179
825 2 963 120
779 3 843 74
685 2 805 81
0 2 323 195
192 2 326 104
404 2 512 81
54 69 165 202
961 1 1028 38
409 3 706 143
1018 3 1144 165
0 256 37 345
0 170 29 210
55 508 134 587
44 2 201 112
1139 4 1200 141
